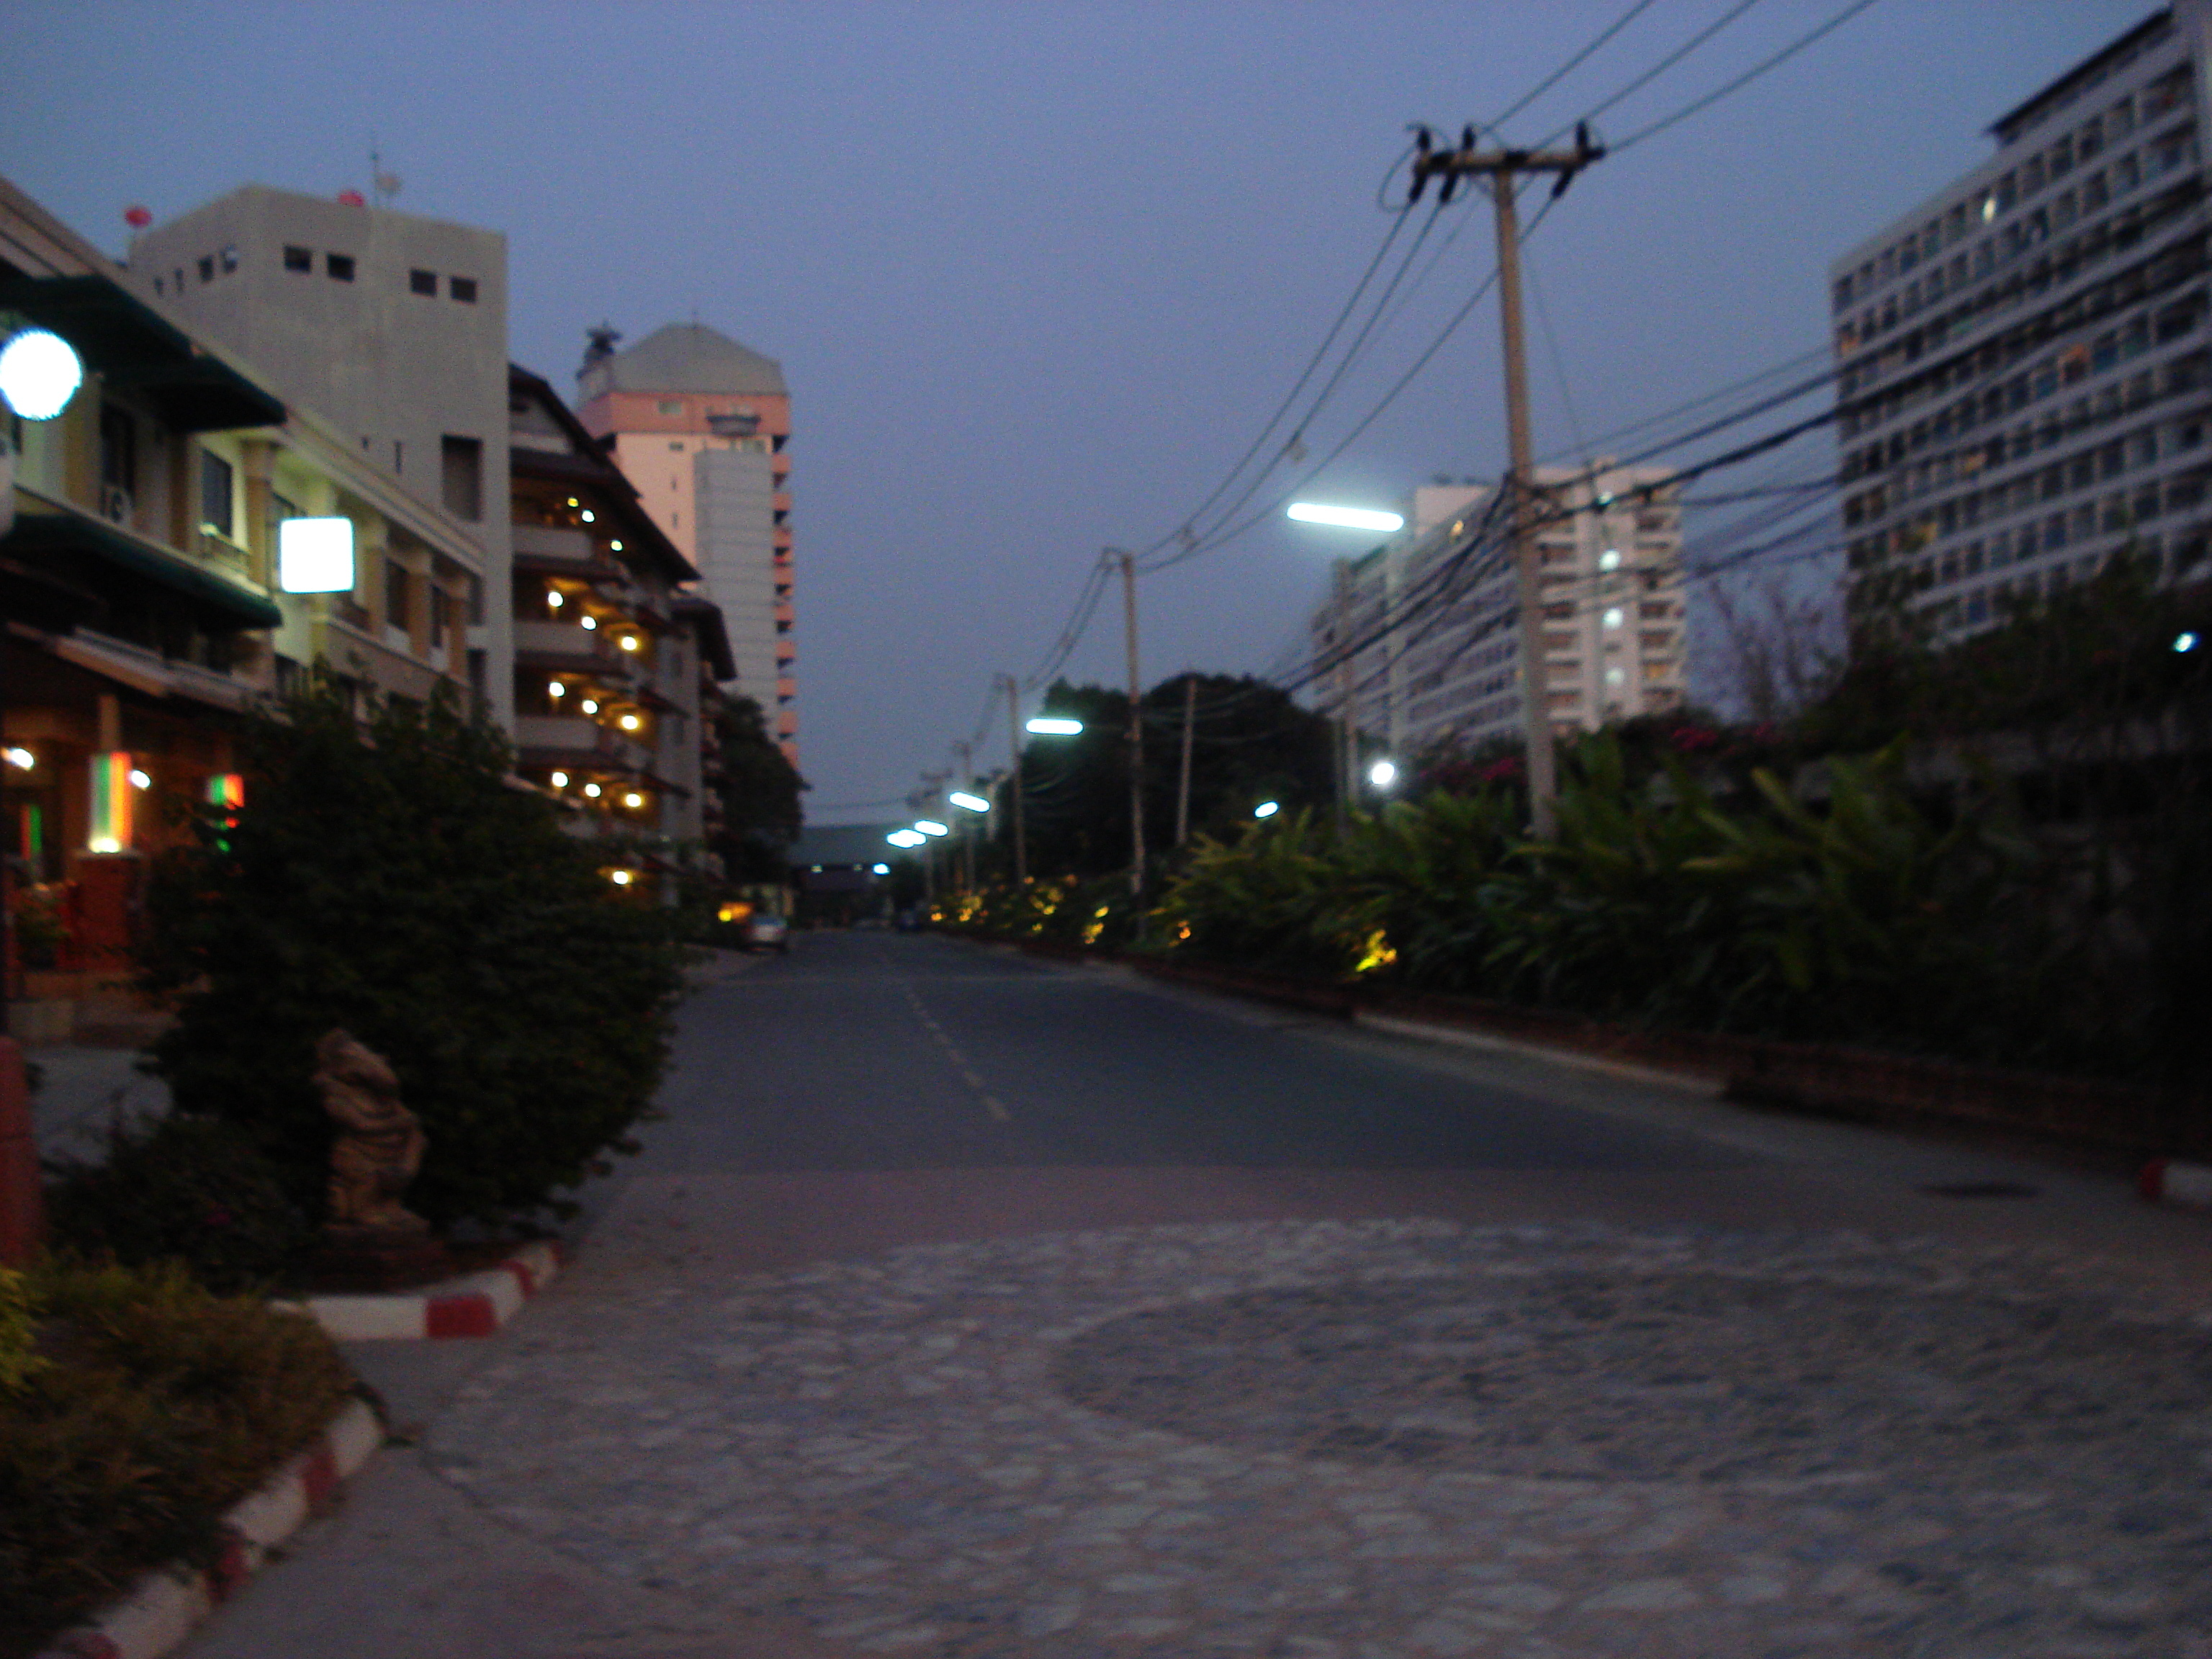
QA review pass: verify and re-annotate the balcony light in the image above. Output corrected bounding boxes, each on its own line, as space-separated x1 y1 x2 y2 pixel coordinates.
567 498 579 508
581 698 599 714
128 768 152 790
4 747 32 770
609 868 633 886
619 635 640 652
583 782 603 799
619 713 641 731
549 771 569 788
548 680 566 698
2178 632 2201 652
623 791 644 809
580 615 598 631
610 539 623 552
547 590 565 608
580 509 595 523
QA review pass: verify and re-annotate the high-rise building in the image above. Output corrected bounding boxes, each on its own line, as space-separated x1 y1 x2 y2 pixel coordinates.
1831 4 2212 639
1312 463 1686 755
575 324 796 766
125 184 513 727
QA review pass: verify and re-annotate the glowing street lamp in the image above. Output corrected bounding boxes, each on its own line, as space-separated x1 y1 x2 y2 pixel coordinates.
1254 800 1280 819
1025 716 1083 735
886 829 927 848
0 328 84 421
1368 759 1398 789
914 819 949 837
948 791 990 813
1287 502 1403 534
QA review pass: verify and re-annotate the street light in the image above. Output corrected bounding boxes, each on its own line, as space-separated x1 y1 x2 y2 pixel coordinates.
1287 502 1403 533
1254 800 1280 819
0 328 84 421
1368 759 1398 789
914 820 949 837
886 829 927 848
948 791 990 813
1025 716 1083 735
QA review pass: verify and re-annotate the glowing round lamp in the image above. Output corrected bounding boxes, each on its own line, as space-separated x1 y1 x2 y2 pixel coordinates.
1369 760 1398 788
0 328 83 421
624 791 644 809
873 863 891 875
1254 800 1280 819
580 615 598 631
4 747 33 770
549 771 569 788
583 783 603 799
609 869 633 886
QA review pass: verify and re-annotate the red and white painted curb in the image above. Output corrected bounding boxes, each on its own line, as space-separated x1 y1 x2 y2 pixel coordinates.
2140 1158 2212 1210
271 1238 563 1341
35 1396 382 1659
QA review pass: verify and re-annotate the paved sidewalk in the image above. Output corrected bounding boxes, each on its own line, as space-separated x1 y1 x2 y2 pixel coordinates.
26 1043 171 1163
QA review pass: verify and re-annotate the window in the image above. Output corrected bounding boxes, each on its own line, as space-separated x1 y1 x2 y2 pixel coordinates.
199 450 234 538
283 246 313 272
430 587 448 648
197 256 214 284
669 440 686 452
410 269 437 296
385 561 411 631
393 439 404 474
440 435 483 521
449 276 477 303
99 404 136 497
327 253 356 282
220 245 238 273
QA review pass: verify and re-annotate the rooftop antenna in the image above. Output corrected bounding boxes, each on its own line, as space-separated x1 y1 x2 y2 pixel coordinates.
369 134 402 207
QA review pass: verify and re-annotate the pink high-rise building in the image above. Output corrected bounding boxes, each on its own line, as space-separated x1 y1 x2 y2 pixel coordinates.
576 323 796 765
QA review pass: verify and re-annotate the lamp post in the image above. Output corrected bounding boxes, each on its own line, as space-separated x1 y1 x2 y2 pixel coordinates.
1288 503 1406 835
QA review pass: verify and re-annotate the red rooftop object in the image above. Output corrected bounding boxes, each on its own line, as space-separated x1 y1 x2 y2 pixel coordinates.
336 189 366 207
123 205 152 229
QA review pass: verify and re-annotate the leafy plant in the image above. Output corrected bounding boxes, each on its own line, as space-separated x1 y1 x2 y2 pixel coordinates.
0 1259 354 1655
43 1113 311 1295
138 676 686 1231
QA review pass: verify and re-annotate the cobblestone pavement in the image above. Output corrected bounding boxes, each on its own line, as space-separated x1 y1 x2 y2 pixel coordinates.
432 1217 2212 1658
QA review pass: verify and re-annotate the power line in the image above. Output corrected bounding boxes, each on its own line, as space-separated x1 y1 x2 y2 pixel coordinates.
1537 0 1768 144
1490 0 1664 130
1609 0 1889 155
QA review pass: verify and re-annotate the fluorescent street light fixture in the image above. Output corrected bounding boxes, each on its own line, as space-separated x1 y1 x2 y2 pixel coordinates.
0 328 83 421
1254 800 1280 819
1368 760 1398 788
872 863 891 875
277 516 356 593
948 791 990 813
914 819 950 837
886 830 927 848
1288 502 1403 534
2177 631 2201 652
1026 716 1083 735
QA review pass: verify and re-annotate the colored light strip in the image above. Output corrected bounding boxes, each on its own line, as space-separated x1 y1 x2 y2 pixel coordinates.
88 751 132 852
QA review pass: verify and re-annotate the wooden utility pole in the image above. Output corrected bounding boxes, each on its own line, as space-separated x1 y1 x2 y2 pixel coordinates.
1174 673 1197 847
1332 559 1354 833
1000 673 1027 886
1111 550 1146 897
1409 124 1602 837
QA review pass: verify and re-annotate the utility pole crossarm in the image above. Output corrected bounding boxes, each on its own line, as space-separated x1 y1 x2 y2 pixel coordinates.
1407 123 1605 202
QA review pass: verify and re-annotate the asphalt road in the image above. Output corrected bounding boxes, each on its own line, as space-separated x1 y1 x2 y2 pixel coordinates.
171 930 2212 1659
644 932 1746 1176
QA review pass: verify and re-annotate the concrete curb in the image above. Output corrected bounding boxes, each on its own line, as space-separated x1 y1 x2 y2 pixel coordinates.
1352 1009 1728 1098
2139 1158 2212 1209
270 1238 562 1341
35 1395 383 1659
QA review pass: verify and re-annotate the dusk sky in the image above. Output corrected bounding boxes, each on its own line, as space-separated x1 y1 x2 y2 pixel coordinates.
0 1 2152 814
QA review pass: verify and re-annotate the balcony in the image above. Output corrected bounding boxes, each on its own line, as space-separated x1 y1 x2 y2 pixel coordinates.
513 619 637 679
513 523 595 562
514 715 651 773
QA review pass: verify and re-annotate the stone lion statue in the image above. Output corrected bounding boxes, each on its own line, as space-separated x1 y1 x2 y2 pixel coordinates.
313 1028 428 1233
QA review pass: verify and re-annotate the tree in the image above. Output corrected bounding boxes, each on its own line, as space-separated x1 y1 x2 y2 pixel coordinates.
709 694 807 881
140 678 685 1230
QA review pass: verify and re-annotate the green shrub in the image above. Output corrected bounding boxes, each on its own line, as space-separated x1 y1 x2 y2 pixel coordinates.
0 1268 40 1395
44 1114 311 1295
139 678 686 1231
0 1259 354 1655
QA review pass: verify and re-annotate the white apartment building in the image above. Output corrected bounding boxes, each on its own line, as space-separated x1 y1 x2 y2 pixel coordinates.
1833 4 2212 637
1312 464 1686 755
125 184 513 727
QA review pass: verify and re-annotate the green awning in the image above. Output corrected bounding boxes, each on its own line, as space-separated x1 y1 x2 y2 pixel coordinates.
0 274 286 432
4 508 284 631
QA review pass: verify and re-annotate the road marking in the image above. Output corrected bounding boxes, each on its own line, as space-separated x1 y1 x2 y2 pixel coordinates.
899 979 1012 1125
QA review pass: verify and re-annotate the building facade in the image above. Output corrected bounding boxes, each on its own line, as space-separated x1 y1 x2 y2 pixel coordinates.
125 184 513 727
1832 4 2212 638
3 175 483 1025
575 323 796 765
508 366 717 896
1311 463 1686 756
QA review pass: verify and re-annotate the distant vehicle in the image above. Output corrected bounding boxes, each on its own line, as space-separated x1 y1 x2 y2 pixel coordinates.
744 912 790 954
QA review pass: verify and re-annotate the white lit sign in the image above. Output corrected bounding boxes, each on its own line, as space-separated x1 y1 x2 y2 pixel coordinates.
278 516 356 593
0 328 84 421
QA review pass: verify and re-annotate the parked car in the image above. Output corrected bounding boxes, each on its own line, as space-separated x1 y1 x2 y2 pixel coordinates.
744 912 790 954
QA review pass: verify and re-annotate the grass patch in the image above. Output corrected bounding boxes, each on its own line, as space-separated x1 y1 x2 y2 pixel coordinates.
0 1259 355 1657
